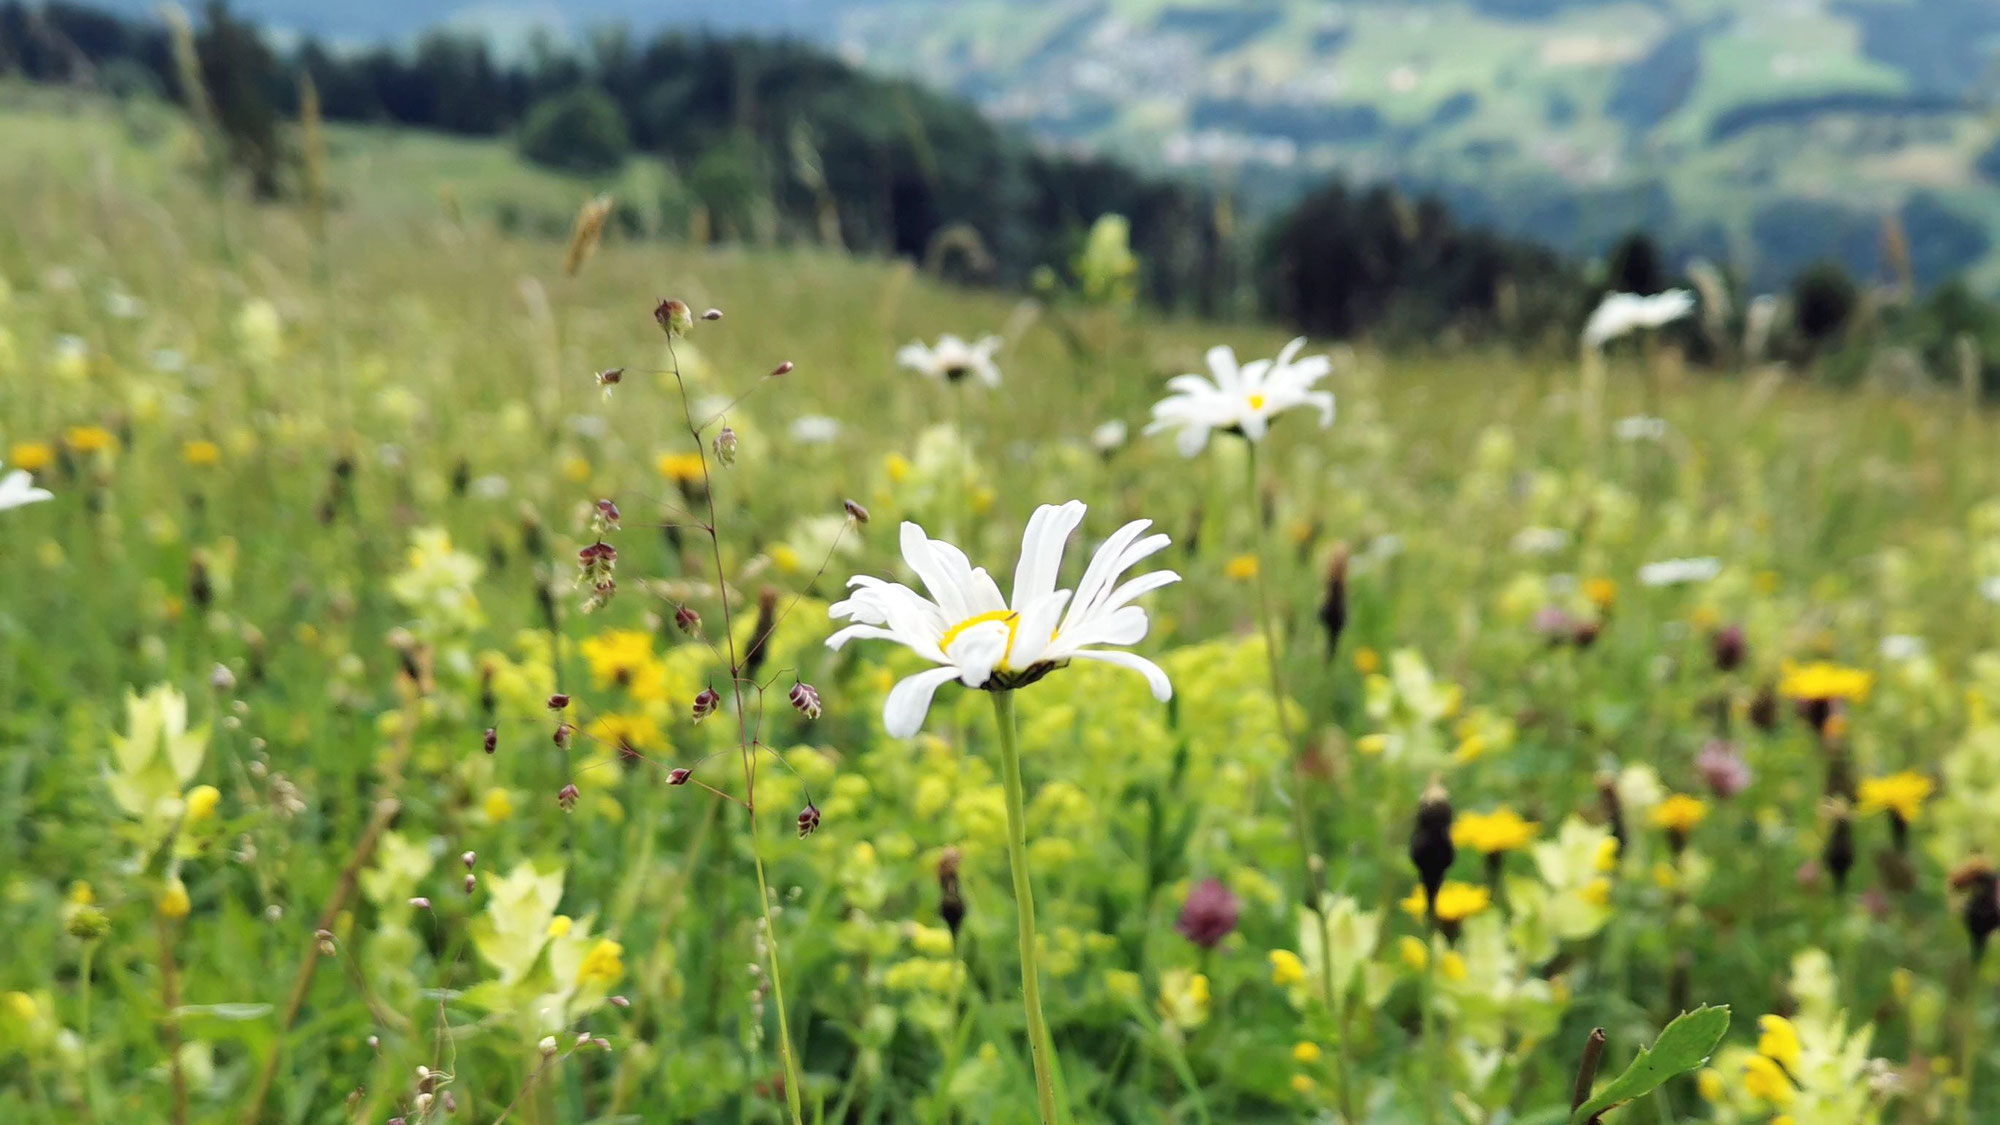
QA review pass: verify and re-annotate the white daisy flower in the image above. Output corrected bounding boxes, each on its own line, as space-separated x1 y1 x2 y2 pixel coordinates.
1879 634 1925 662
827 501 1179 737
1511 526 1571 555
1090 419 1128 453
1612 415 1669 442
789 415 842 445
0 460 53 512
1581 289 1696 350
897 333 1002 387
1145 337 1334 457
1637 556 1721 587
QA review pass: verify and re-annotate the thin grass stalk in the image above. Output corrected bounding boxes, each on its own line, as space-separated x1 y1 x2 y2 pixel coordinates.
990 690 1060 1124
1242 442 1353 1120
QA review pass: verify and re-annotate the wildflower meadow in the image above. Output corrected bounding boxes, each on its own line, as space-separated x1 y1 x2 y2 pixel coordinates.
8 82 2000 1125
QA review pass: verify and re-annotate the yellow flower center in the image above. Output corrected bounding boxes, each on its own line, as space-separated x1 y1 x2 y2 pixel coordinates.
939 609 1021 668
1247 393 1267 410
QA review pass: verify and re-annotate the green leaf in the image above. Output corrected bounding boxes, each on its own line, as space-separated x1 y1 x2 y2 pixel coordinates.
1571 1006 1730 1123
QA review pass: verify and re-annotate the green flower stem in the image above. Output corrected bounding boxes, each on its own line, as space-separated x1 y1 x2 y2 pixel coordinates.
752 839 807 1125
1243 443 1354 1120
1420 928 1441 1125
77 940 97 1125
991 690 1061 1124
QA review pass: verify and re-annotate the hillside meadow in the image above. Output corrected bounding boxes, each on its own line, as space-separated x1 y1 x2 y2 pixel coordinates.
5 88 2000 1124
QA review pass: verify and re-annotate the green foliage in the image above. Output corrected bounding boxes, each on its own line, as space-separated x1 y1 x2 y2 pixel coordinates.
1571 1007 1730 1123
516 86 630 177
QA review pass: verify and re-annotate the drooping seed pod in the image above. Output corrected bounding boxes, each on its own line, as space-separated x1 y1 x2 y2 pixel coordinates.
674 603 701 634
796 803 821 837
701 307 723 321
1409 780 1456 921
557 783 580 812
654 299 693 338
548 693 571 712
771 360 795 377
667 767 691 786
692 686 721 723
482 727 497 755
843 498 870 524
714 426 739 467
789 682 822 720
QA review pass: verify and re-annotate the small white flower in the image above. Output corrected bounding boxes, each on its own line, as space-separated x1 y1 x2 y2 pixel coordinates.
1637 556 1721 587
1981 576 2000 605
1145 337 1334 457
897 334 1002 387
0 461 53 512
789 415 842 445
469 475 511 500
827 501 1179 737
1511 526 1571 555
1879 634 1925 662
1581 289 1696 350
1612 415 1668 442
1090 419 1128 453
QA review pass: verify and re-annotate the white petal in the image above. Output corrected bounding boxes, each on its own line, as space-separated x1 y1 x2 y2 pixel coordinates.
944 620 1010 687
883 666 966 738
1274 336 1306 369
1092 569 1181 618
1174 423 1211 458
825 623 901 651
1306 390 1336 428
1204 344 1240 391
896 342 932 372
1010 501 1085 609
1009 589 1071 669
901 522 972 621
1070 649 1173 701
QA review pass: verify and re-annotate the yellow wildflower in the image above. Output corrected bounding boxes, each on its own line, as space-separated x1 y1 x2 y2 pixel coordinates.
1593 837 1621 872
1290 1074 1316 1095
483 787 515 822
184 784 220 822
1583 577 1617 609
8 441 54 472
65 425 116 454
1103 969 1142 1003
158 877 191 920
1398 935 1429 971
580 630 657 688
657 451 706 484
561 455 591 483
1778 661 1873 703
1224 554 1259 580
68 881 94 906
4 991 35 1022
1741 1053 1795 1106
1400 881 1491 924
1856 771 1933 822
1697 1068 1725 1103
182 440 221 467
547 915 573 938
1451 807 1537 855
1355 732 1392 756
771 544 802 574
1581 878 1612 906
1650 794 1709 835
576 938 624 988
1269 949 1307 987
1157 968 1210 1029
1757 1014 1802 1071
1353 646 1381 675
1292 1041 1322 1064
884 452 911 484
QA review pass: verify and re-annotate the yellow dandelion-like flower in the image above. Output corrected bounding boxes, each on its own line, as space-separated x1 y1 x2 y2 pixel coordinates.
1451 807 1537 855
1268 949 1307 987
68 881 95 906
576 938 624 988
1856 771 1933 822
184 784 220 822
8 441 54 472
1224 554 1259 580
65 425 116 454
1292 1041 1322 1064
656 451 706 485
1401 881 1491 923
1650 794 1709 835
1696 1068 1725 1103
483 787 515 822
1352 646 1381 675
182 440 221 467
1778 661 1873 703
1583 577 1617 609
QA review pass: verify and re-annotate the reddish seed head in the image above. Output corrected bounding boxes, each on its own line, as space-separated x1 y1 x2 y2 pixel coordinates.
483 727 497 754
674 604 701 634
1175 877 1241 949
596 498 621 526
692 686 721 723
553 723 573 750
595 367 624 387
654 299 693 338
701 307 723 321
408 896 431 909
558 783 580 811
771 360 794 376
463 873 476 894
667 767 692 786
462 850 476 868
797 803 821 837
548 693 570 711
789 681 822 720
843 498 870 524
609 995 630 1008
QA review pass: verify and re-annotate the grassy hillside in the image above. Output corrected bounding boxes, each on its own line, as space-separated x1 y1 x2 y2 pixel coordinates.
7 90 2000 1124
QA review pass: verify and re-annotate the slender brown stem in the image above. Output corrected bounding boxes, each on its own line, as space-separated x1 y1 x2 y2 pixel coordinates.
157 917 189 1125
1571 1026 1608 1116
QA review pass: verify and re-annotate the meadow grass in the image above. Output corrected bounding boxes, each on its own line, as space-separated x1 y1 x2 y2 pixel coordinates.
5 89 2000 1123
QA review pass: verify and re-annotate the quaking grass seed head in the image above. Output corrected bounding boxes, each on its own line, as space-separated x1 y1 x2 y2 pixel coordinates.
789 681 821 720
654 299 694 338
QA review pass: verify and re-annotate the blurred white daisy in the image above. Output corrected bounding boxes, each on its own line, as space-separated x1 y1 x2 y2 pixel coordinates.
790 415 842 445
1090 419 1128 453
1981 576 2000 604
1637 556 1721 587
897 334 1002 387
1879 634 1925 662
1511 526 1571 555
1612 415 1668 441
827 501 1178 736
0 461 53 512
1582 290 1695 350
1145 337 1335 457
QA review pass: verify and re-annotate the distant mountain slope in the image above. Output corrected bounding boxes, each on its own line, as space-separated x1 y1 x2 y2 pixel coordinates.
71 0 2000 289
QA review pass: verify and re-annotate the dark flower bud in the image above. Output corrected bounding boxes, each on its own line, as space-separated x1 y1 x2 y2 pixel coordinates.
1317 545 1349 655
674 603 701 634
789 682 822 720
1950 858 2000 963
667 767 691 786
1696 739 1750 798
797 803 821 837
1175 877 1241 949
1409 780 1456 920
558 783 580 812
190 554 213 610
938 847 965 936
1571 620 1602 649
548 693 570 712
1823 803 1856 892
843 498 869 524
462 850 476 869
483 727 497 755
463 873 477 894
692 686 721 723
1711 625 1747 673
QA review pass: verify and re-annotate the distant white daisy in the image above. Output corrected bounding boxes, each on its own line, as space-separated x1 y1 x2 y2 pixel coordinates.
1511 527 1572 555
1880 634 1926 662
790 415 842 445
827 501 1179 737
1612 415 1669 442
897 334 1002 387
1090 420 1128 453
1582 290 1696 350
1637 556 1721 587
1145 337 1335 457
0 460 53 512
